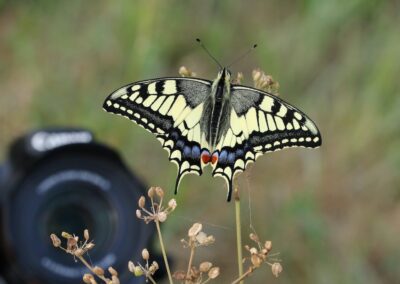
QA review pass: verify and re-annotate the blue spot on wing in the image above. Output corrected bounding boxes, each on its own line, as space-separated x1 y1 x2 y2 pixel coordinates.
227 152 236 164
191 145 201 159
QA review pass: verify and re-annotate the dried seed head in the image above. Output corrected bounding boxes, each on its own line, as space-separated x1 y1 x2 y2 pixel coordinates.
199 262 212 272
61 232 72 239
158 211 167 222
136 209 142 219
67 236 78 251
249 247 258 255
74 248 85 257
252 69 262 82
173 271 186 280
108 266 118 276
86 242 95 250
111 275 120 284
155 187 164 198
149 261 159 274
179 66 190 77
179 66 196 77
128 261 135 273
195 231 207 243
138 196 146 208
168 199 177 210
84 229 90 241
264 240 272 251
271 262 283 277
142 248 150 260
50 234 61 247
147 187 155 198
93 266 104 276
208 267 220 279
83 274 94 284
128 261 143 276
249 233 259 242
251 255 262 268
188 223 202 237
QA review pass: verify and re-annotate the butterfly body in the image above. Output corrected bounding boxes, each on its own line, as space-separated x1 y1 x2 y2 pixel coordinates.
103 68 321 201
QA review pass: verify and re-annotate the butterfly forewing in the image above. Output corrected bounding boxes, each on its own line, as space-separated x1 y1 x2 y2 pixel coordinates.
103 78 212 193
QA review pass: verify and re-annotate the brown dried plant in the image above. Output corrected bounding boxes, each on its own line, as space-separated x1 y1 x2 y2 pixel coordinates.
172 223 220 284
231 233 283 284
50 230 120 284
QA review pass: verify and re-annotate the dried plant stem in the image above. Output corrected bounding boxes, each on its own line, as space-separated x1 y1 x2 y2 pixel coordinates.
77 255 109 283
147 275 157 284
231 267 254 284
155 220 174 284
234 188 244 284
186 246 195 282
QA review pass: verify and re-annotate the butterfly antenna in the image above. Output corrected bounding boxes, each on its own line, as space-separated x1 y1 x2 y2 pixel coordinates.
227 43 258 68
196 38 223 69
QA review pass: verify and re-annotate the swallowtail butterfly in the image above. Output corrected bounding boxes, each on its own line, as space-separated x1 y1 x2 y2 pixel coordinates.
103 68 321 201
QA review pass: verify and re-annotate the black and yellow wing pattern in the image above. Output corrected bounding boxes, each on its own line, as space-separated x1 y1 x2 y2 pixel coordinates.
103 78 212 193
103 71 321 201
211 85 321 197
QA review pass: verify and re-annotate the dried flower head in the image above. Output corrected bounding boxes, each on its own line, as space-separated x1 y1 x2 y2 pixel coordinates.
179 66 197 77
93 266 104 276
271 262 283 277
264 240 272 251
82 274 94 284
155 187 164 198
108 266 118 276
168 199 177 210
199 261 212 272
208 267 220 279
50 234 61 247
173 270 186 280
136 187 177 225
188 223 202 237
142 248 150 260
252 68 279 94
138 196 145 208
157 211 167 222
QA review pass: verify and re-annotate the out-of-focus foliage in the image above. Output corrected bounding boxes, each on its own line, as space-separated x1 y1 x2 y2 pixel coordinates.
1 0 399 283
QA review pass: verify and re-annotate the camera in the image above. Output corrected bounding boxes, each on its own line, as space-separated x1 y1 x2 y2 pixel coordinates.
0 128 156 283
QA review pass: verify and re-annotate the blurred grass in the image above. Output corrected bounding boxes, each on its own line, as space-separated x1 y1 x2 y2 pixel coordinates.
1 0 400 283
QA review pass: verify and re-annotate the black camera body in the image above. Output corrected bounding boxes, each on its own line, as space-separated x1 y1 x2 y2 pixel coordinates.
0 128 154 283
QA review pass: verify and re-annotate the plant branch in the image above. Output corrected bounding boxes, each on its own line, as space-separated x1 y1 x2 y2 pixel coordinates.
77 255 109 283
231 267 254 284
186 246 195 282
234 188 244 284
155 220 174 284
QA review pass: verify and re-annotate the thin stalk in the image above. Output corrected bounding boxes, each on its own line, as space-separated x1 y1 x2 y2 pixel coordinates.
155 220 174 284
77 255 110 283
147 275 157 284
186 246 195 282
231 267 254 284
234 188 244 284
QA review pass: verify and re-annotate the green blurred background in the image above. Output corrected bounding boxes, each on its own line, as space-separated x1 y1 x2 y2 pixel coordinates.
1 0 400 283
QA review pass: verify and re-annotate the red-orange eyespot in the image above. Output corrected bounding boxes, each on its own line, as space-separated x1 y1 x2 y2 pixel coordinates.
211 152 218 165
201 151 211 164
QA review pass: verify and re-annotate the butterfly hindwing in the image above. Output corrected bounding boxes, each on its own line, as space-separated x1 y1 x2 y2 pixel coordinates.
103 78 212 193
212 85 322 201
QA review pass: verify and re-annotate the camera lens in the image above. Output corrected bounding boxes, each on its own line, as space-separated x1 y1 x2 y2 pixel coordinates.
1 148 152 283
